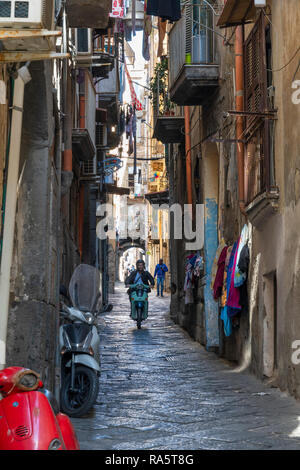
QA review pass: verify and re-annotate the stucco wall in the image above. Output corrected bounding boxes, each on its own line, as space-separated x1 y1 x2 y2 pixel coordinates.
6 61 59 392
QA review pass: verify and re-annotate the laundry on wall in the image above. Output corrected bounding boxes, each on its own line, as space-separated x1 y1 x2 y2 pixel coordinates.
211 225 250 337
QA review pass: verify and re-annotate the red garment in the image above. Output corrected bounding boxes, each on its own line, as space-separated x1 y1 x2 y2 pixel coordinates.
213 246 228 300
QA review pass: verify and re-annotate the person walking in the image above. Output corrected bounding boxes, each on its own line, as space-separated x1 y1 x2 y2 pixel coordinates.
154 259 168 297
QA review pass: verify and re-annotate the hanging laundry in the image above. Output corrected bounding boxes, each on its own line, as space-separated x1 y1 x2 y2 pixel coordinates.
227 239 242 318
146 0 181 22
157 17 167 57
234 224 249 288
238 244 250 275
213 246 228 301
184 255 196 305
119 108 125 135
132 0 136 36
237 243 250 314
210 238 227 291
142 0 152 61
124 63 143 111
220 245 232 308
220 306 232 337
193 254 203 277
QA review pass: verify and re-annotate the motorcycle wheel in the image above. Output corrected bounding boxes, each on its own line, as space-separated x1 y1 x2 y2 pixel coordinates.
137 308 142 329
60 365 99 418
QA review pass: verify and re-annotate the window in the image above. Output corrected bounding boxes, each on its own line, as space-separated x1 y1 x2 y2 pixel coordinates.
244 12 275 205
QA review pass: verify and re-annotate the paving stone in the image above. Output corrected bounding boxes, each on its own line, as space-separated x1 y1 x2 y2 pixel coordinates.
72 283 300 450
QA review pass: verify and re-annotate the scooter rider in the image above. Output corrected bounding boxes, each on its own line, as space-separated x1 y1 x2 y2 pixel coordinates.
125 259 155 297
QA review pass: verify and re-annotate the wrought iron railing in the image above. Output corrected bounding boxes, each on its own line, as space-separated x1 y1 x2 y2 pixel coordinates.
169 0 217 86
151 59 183 120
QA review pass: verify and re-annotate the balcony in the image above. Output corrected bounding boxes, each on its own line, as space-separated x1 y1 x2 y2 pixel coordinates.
66 0 111 28
74 29 121 80
92 31 122 79
72 128 95 162
95 60 121 147
152 89 185 144
151 58 185 144
95 61 120 113
145 190 169 206
168 1 219 106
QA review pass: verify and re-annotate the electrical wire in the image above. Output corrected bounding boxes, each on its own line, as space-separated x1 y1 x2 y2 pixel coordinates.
267 45 300 73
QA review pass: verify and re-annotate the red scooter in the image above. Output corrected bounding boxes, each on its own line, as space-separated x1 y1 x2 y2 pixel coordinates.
0 366 80 450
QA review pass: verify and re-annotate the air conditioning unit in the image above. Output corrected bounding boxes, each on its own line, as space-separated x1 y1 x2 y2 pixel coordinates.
75 28 93 65
75 28 92 55
96 123 108 148
82 156 96 176
0 0 55 29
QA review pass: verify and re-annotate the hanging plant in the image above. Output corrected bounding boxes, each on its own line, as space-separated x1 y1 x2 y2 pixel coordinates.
149 57 172 115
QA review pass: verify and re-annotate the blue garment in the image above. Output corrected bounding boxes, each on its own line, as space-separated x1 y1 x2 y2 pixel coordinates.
134 272 143 284
157 277 164 295
221 306 232 337
154 263 168 279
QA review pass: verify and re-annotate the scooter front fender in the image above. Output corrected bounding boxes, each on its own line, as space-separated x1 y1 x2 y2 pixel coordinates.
66 354 100 373
0 392 64 450
56 413 80 450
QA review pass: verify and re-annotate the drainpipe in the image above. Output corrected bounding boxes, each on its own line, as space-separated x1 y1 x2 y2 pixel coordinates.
78 91 85 259
235 26 246 215
63 71 73 172
78 185 85 260
184 106 193 208
0 64 31 369
62 2 72 173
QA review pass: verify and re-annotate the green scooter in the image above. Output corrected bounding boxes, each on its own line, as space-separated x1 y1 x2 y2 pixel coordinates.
129 283 151 329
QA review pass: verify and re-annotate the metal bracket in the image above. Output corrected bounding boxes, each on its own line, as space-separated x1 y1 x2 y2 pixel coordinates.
0 51 70 63
0 29 62 40
227 109 278 119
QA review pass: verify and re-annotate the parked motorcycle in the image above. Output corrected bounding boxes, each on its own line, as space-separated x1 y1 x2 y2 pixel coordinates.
129 283 151 329
0 366 80 450
59 264 101 418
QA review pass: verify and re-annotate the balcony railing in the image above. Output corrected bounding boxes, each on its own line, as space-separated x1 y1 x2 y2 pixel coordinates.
151 60 185 144
169 0 219 105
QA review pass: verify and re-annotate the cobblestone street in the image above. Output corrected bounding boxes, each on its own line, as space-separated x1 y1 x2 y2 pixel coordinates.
72 283 300 450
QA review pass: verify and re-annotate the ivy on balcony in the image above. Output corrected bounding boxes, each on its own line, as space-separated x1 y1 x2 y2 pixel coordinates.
149 58 175 117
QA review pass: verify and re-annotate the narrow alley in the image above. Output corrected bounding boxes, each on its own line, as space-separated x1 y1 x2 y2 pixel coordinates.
72 284 300 450
1 0 300 454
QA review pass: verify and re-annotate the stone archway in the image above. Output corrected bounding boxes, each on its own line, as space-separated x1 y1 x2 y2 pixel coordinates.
117 238 146 282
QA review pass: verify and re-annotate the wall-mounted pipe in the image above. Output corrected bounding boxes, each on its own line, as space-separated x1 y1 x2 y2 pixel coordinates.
78 88 85 259
235 26 246 215
0 65 31 369
78 185 85 259
184 106 193 208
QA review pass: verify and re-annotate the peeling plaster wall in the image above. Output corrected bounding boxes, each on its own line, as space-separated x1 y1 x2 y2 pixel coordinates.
229 0 300 399
6 61 59 392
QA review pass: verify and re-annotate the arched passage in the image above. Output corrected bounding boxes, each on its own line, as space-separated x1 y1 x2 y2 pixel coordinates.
117 238 146 282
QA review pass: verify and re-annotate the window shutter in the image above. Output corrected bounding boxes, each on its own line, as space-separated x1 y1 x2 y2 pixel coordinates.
244 12 267 122
185 3 192 56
